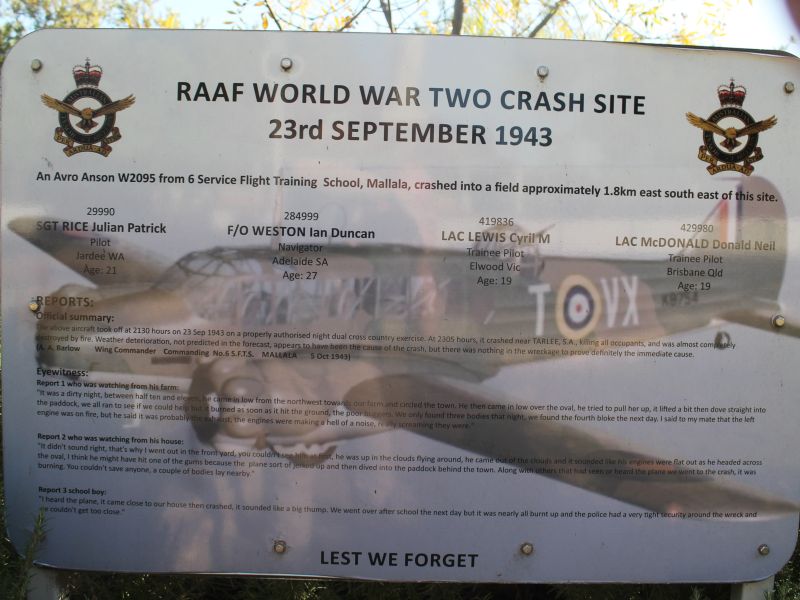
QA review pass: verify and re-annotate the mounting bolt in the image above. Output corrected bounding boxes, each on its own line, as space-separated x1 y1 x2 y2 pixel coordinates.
536 65 549 81
280 58 293 72
784 81 795 94
520 542 534 556
28 301 40 313
273 540 287 554
758 544 770 556
30 59 43 72
772 315 785 328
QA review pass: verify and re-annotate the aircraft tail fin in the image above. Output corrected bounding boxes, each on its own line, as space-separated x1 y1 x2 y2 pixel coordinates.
8 216 167 286
686 177 787 305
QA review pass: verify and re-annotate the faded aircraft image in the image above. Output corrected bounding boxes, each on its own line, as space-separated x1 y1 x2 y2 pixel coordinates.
12 177 799 517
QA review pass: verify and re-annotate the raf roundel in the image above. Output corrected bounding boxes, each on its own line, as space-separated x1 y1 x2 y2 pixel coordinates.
555 275 602 339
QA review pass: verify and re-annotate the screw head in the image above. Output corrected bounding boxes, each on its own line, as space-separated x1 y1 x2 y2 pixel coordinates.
536 65 549 80
713 331 732 349
784 81 795 94
772 315 786 328
30 59 43 72
758 544 770 556
28 302 40 312
280 58 293 72
520 542 534 556
273 540 287 554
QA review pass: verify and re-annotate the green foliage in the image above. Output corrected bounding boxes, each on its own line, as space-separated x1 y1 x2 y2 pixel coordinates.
13 572 798 599
0 503 46 599
550 582 732 600
0 0 108 60
0 0 180 63
223 0 743 44
115 0 180 28
772 540 800 600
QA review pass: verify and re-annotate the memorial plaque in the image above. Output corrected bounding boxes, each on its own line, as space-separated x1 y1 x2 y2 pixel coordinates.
2 30 799 581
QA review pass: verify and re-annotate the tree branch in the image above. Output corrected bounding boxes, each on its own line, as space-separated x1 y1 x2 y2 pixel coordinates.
590 0 647 41
451 0 464 35
379 0 394 32
263 1 283 30
528 0 566 38
337 0 371 31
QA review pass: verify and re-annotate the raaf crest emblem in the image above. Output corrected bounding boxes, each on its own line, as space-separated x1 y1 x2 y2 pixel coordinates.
41 59 135 157
686 80 776 175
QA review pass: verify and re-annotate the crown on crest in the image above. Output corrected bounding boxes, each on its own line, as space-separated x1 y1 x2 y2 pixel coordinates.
73 59 103 88
717 79 746 107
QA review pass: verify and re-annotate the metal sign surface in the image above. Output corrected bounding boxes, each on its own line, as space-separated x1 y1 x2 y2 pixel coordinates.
2 30 799 581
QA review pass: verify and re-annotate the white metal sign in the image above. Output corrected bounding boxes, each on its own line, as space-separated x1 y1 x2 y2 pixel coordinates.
2 30 799 581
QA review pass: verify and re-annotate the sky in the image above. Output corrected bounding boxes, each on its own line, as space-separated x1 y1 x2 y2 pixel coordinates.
164 0 800 55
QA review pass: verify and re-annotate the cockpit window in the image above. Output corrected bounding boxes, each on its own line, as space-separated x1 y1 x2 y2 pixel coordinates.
155 248 280 323
155 247 449 326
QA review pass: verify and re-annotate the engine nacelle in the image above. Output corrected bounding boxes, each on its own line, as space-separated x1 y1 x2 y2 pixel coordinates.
185 358 341 464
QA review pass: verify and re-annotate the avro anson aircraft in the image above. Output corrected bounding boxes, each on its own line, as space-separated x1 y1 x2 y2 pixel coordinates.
11 177 799 516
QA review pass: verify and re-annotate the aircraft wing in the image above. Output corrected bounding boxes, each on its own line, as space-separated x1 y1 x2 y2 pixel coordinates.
8 216 166 285
343 372 797 517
